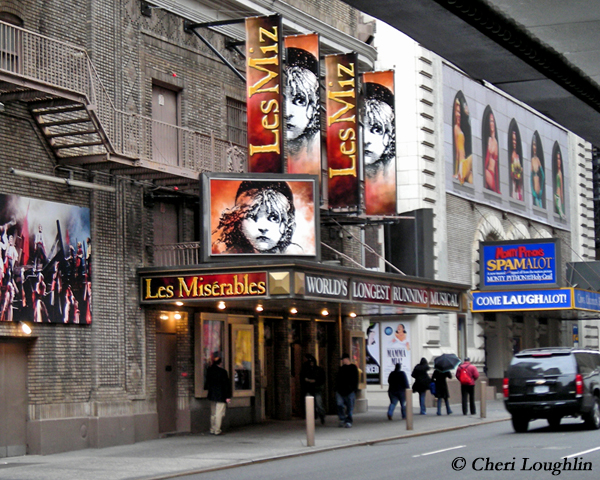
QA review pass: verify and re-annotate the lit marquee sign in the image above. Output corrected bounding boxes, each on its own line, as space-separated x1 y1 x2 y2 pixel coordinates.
480 239 560 290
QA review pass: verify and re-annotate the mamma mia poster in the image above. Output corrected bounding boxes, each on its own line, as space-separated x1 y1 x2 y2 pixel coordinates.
381 320 412 385
0 194 91 324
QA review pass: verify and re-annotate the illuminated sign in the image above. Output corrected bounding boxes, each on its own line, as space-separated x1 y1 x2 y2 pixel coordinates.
142 273 268 302
471 288 572 312
573 289 600 312
480 239 560 290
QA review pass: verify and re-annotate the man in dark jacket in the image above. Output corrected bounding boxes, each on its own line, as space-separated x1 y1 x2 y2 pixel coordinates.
204 356 231 435
387 363 409 420
300 354 327 424
335 353 359 428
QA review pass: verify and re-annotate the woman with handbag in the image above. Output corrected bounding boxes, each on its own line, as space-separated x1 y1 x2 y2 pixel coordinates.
411 357 431 415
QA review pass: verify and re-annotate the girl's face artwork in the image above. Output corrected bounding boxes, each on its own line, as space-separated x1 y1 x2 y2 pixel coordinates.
285 71 317 142
364 101 392 166
240 196 287 252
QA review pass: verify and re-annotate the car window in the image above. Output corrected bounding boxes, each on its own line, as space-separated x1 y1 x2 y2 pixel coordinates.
508 354 576 377
575 353 596 376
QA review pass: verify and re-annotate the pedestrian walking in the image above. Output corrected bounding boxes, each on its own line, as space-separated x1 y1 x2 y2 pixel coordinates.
387 363 409 420
411 357 431 415
457 357 479 415
335 353 359 428
432 368 452 415
204 356 232 435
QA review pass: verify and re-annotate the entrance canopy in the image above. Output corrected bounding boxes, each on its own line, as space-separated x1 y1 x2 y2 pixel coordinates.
139 260 469 318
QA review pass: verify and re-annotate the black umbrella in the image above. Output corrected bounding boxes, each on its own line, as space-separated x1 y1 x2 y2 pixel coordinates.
434 353 461 372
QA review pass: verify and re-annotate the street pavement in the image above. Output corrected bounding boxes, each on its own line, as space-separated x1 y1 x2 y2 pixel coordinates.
0 393 510 480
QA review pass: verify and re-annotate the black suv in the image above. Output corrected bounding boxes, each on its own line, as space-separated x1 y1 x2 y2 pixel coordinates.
503 347 600 432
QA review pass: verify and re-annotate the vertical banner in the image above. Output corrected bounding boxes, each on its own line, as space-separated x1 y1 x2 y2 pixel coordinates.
284 34 321 176
366 322 381 384
362 70 396 215
245 15 283 173
381 321 411 385
325 53 359 209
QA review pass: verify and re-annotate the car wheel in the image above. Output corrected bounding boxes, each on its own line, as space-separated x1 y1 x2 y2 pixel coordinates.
511 415 529 433
583 396 600 430
547 416 561 430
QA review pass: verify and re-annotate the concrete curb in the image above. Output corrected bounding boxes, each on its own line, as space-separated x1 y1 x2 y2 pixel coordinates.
144 416 511 480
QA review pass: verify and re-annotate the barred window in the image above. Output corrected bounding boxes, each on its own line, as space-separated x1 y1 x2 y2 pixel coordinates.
226 97 247 146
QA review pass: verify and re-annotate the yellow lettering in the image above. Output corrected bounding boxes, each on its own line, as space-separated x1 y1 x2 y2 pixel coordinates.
178 277 197 298
259 26 278 43
248 56 280 97
327 90 356 126
145 279 158 299
337 63 355 78
249 129 280 155
328 155 357 178
257 282 266 295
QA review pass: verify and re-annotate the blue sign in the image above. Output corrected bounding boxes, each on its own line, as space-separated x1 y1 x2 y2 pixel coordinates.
480 240 559 290
472 289 572 312
573 289 600 312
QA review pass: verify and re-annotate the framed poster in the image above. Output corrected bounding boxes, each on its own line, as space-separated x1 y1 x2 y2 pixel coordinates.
232 324 255 396
195 313 227 398
202 173 319 260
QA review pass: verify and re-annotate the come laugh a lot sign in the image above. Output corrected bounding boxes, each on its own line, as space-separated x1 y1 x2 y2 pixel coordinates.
471 289 572 312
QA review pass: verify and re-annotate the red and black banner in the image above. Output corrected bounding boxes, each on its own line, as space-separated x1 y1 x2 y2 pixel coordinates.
362 70 396 215
325 53 358 209
284 33 321 176
245 15 283 173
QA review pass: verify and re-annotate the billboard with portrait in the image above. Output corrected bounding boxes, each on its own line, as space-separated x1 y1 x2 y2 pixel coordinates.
0 193 91 325
443 64 569 230
202 173 319 260
380 320 412 386
284 33 321 177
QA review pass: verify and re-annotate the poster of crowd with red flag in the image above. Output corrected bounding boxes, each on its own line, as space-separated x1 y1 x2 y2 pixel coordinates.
0 194 91 325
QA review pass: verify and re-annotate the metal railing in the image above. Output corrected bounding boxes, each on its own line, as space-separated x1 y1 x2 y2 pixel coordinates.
152 242 202 267
0 20 246 171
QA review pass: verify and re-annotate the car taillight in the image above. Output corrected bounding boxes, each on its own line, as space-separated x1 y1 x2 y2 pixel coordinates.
575 374 584 395
503 377 509 398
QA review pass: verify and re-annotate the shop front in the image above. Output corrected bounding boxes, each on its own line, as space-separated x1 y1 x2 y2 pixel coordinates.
139 260 468 433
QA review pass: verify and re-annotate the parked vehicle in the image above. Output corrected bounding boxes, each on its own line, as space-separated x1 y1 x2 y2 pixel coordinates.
503 347 600 432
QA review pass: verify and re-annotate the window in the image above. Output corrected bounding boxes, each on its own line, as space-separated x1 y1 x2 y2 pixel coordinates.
226 97 247 146
0 19 21 73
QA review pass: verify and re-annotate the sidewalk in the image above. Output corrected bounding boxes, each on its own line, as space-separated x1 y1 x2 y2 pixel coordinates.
1 397 510 480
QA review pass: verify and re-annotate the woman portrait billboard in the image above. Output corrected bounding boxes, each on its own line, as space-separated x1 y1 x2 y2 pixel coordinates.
552 142 566 218
530 131 546 208
203 173 318 259
508 119 524 201
451 91 473 185
481 106 500 194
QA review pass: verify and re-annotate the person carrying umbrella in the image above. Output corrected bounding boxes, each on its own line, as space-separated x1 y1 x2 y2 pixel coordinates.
432 366 453 415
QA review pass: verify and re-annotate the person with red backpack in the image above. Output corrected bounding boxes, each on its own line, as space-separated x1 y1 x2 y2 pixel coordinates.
457 357 479 415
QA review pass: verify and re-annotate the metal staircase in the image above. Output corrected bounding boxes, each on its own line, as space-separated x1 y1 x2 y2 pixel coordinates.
0 20 246 193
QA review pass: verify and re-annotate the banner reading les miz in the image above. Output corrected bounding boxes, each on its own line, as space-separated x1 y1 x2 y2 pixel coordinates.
246 15 283 173
326 53 359 209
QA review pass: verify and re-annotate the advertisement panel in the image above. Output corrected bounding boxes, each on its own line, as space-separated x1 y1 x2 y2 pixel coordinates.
366 322 380 384
480 239 560 290
325 53 359 210
381 321 411 386
284 33 321 177
246 15 283 173
443 64 570 230
362 70 396 216
0 194 91 324
202 173 319 260
471 288 572 312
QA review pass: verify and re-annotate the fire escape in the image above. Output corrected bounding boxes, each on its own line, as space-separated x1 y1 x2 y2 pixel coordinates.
0 20 246 194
